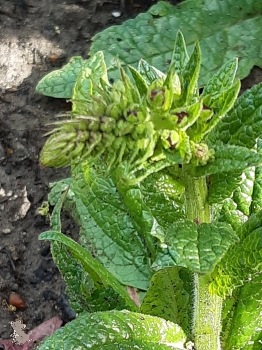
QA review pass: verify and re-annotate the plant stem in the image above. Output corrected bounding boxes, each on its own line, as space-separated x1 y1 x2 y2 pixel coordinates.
183 171 222 350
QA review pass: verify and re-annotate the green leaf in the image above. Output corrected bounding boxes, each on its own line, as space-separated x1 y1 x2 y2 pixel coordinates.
36 56 84 98
208 82 262 149
251 137 262 214
47 181 127 314
48 184 90 313
152 221 238 274
39 231 138 311
69 163 153 291
114 168 185 256
90 0 262 86
221 273 262 350
38 310 187 350
140 267 193 337
128 65 148 96
217 197 247 232
207 171 242 205
210 215 262 297
179 42 201 105
232 167 255 216
202 58 238 98
192 144 262 177
72 51 108 114
138 58 166 85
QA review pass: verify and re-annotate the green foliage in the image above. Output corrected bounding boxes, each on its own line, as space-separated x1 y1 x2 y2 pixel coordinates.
36 28 262 350
36 0 262 99
39 310 187 350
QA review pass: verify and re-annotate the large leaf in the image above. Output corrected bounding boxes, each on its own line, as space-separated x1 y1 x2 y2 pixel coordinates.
48 180 128 314
90 0 262 86
70 164 153 291
152 221 238 274
140 267 193 338
39 231 138 312
221 273 262 350
38 310 187 350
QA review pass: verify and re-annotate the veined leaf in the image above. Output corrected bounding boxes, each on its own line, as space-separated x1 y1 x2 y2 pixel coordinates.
202 58 238 98
221 273 262 350
69 163 153 291
138 58 166 85
38 310 187 350
140 267 193 337
39 231 138 311
36 56 84 98
114 167 185 253
152 221 238 274
48 180 128 314
210 211 262 297
217 197 247 232
49 184 90 313
250 137 262 214
90 0 262 86
208 82 262 149
207 171 242 205
192 144 262 177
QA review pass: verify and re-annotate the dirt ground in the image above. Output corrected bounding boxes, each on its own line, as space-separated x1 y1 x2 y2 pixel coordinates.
0 0 262 346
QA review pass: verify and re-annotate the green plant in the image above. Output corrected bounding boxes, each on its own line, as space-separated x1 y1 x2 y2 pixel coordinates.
36 31 262 350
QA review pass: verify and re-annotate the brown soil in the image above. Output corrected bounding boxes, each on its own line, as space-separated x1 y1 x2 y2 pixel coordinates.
0 0 262 346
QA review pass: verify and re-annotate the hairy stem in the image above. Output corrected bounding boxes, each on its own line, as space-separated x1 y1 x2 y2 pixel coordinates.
183 171 222 350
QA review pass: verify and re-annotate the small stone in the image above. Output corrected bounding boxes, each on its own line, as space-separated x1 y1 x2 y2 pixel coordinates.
2 228 11 234
5 166 11 175
112 10 121 17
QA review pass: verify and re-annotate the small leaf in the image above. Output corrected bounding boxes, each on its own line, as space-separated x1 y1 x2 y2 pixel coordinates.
171 30 189 76
128 65 148 96
152 221 238 274
207 171 242 205
36 56 84 98
202 58 238 98
38 310 187 350
138 58 166 84
72 51 108 115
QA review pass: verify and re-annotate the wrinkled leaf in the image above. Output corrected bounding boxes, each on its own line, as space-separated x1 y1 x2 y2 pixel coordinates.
39 231 138 311
192 144 262 177
221 273 262 350
152 221 238 274
210 211 262 297
36 56 84 98
140 267 193 337
38 310 187 350
90 0 262 86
